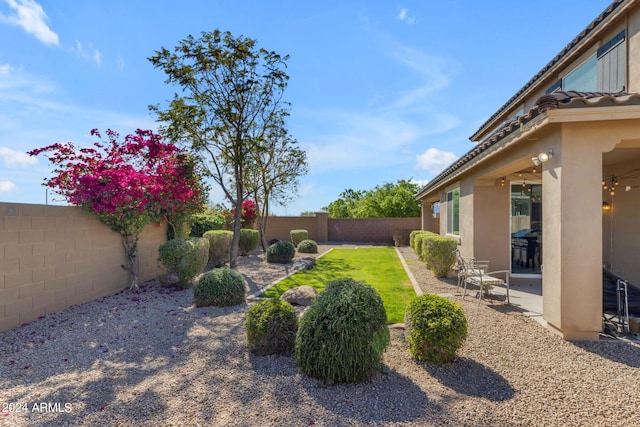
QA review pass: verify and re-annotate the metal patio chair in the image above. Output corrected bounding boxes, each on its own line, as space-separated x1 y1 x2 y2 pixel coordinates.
454 249 489 291
463 268 511 305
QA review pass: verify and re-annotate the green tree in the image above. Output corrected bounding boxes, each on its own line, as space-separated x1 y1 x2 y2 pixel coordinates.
324 180 421 218
325 189 364 218
245 126 308 250
149 30 290 268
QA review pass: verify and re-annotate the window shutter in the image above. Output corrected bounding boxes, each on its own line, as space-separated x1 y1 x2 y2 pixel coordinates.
597 30 626 92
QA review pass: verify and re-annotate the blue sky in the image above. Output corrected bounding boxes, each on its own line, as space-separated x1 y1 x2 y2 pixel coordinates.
0 0 611 215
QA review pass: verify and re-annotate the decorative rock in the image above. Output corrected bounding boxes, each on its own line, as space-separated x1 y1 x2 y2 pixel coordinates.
291 257 316 272
160 272 180 286
280 285 318 306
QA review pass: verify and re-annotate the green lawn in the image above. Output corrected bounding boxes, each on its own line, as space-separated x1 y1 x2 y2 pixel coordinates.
261 247 416 324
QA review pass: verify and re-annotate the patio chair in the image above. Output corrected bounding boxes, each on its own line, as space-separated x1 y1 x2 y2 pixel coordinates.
454 249 490 291
462 267 511 305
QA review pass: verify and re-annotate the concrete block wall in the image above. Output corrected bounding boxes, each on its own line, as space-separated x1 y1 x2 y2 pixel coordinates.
0 203 166 332
262 215 320 243
328 217 421 244
263 214 421 245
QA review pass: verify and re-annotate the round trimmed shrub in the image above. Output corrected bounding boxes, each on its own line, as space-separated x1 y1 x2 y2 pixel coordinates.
193 267 246 307
203 230 233 267
290 229 308 247
158 237 209 288
296 239 318 254
266 240 296 263
239 229 260 256
404 294 468 364
245 299 298 355
295 278 390 384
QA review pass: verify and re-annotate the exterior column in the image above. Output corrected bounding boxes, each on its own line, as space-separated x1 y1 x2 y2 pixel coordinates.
315 211 329 243
542 130 607 340
421 201 434 233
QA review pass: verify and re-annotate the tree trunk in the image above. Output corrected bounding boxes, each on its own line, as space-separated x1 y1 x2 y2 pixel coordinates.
258 198 270 251
122 234 140 291
229 180 243 269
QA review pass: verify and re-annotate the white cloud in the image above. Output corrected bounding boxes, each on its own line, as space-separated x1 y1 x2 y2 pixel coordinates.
0 180 17 192
411 178 429 188
70 40 102 67
0 0 59 46
93 49 102 67
397 7 415 25
0 146 38 167
383 43 457 112
416 148 458 174
295 42 462 177
116 54 125 71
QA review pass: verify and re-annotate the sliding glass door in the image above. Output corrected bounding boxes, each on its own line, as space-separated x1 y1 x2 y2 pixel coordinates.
511 183 542 275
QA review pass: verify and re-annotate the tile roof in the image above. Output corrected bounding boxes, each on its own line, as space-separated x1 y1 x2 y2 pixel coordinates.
415 91 640 199
469 0 629 142
536 90 640 111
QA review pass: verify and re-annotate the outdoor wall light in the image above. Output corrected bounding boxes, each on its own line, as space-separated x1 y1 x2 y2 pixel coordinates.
538 149 553 162
531 149 553 166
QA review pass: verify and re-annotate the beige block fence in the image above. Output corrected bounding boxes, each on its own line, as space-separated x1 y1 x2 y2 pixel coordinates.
0 202 166 332
1 203 421 332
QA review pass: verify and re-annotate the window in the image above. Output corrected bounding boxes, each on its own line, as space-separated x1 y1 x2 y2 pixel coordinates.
545 79 562 94
431 202 440 218
563 55 597 92
548 30 626 94
446 188 460 235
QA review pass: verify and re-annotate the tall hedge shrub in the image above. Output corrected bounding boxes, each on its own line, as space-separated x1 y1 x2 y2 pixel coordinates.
203 230 233 267
239 229 260 256
290 229 308 247
190 210 226 237
410 230 432 250
421 235 457 278
414 232 438 261
158 237 210 287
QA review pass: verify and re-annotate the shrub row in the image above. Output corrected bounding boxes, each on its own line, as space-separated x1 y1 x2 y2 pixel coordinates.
159 229 260 288
244 281 468 384
410 230 457 278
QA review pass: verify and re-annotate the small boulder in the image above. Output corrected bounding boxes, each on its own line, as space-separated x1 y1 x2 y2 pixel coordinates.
291 257 316 272
281 285 318 306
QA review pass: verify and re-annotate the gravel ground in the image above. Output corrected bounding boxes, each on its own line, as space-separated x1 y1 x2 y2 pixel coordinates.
1 244 640 426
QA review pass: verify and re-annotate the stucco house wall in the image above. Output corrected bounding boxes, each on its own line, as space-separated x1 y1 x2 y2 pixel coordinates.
416 0 640 340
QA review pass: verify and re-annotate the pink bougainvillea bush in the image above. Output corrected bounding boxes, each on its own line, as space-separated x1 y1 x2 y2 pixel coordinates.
28 129 207 290
241 199 257 228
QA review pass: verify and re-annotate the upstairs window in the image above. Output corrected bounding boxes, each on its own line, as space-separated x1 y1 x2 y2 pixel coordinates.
563 55 597 92
545 30 626 94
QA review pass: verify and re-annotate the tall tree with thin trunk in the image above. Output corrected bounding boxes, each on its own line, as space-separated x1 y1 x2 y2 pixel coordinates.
149 30 290 267
245 124 308 250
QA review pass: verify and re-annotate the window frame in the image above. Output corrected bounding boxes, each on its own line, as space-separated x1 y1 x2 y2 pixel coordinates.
562 54 597 92
446 188 460 236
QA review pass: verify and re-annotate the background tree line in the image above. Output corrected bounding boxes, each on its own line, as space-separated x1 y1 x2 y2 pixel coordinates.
323 179 422 218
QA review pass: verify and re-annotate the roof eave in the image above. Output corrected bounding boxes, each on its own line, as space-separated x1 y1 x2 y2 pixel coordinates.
469 0 632 142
